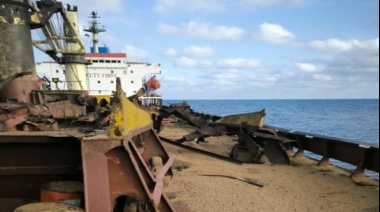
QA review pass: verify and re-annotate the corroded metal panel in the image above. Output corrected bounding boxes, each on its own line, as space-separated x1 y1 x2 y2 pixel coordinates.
81 135 175 211
0 1 38 103
108 78 153 138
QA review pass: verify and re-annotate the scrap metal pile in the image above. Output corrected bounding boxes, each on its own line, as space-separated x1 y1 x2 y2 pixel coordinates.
0 1 175 211
158 102 379 184
0 88 109 132
0 78 176 211
158 102 294 165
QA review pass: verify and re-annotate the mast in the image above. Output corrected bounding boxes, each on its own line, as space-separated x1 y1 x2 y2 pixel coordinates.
63 4 88 91
83 11 106 53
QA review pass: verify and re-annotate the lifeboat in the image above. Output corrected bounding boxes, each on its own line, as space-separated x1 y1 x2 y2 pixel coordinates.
146 75 161 90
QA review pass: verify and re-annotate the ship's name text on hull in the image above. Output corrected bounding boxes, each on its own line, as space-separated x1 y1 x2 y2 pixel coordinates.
87 73 118 78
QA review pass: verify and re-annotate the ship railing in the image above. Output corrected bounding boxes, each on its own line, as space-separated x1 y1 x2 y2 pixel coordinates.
265 124 379 180
140 96 163 107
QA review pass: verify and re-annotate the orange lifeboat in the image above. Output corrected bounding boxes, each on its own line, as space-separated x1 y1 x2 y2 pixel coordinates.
146 76 161 90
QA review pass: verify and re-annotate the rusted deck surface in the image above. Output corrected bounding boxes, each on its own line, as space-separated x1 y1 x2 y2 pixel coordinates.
159 122 379 212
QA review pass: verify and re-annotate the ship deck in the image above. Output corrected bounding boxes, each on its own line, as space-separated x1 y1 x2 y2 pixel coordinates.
159 121 379 212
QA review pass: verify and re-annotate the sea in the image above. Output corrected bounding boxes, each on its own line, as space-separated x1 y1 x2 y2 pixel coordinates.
163 99 379 179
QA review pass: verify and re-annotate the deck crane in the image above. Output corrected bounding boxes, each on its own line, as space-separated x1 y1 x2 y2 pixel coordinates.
0 1 175 211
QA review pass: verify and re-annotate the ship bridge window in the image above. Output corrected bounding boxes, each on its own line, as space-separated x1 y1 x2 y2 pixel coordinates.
99 60 104 63
106 60 110 63
117 60 121 63
93 60 99 63
111 60 117 63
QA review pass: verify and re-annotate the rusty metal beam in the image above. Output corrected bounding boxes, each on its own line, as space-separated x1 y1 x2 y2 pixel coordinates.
266 125 379 177
159 136 243 165
81 136 175 211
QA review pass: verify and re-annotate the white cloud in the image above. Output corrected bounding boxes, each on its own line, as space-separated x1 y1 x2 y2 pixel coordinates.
154 0 310 14
157 23 178 34
209 69 242 90
258 23 295 45
161 75 198 91
184 46 216 57
163 76 188 83
259 75 280 82
164 48 178 57
64 0 123 13
306 37 379 89
158 22 247 41
247 76 278 88
214 69 239 79
247 69 288 88
217 58 261 69
154 0 224 13
296 63 320 73
125 45 149 61
309 37 379 55
174 57 213 69
175 57 196 68
313 74 332 81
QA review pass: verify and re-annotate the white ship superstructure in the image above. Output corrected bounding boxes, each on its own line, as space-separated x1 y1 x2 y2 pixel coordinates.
36 52 161 97
35 11 162 105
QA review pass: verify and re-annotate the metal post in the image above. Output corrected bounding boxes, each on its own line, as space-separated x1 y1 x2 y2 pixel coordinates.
0 0 37 103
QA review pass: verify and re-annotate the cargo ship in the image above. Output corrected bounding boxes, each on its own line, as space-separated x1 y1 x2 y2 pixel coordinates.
35 11 163 107
0 1 378 212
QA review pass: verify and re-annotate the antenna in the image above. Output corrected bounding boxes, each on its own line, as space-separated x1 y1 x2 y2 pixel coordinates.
83 11 106 53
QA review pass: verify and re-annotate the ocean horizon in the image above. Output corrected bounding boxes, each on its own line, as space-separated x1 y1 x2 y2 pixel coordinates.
163 98 379 145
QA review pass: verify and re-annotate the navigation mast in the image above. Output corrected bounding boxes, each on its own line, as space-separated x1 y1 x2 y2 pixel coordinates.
83 11 106 53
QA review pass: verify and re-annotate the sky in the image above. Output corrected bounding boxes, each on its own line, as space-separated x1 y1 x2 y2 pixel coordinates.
33 0 379 100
